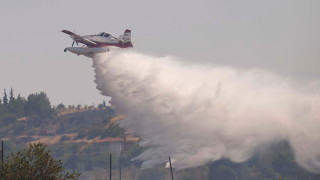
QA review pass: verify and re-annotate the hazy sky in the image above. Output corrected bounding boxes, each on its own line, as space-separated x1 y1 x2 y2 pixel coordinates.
1 0 319 105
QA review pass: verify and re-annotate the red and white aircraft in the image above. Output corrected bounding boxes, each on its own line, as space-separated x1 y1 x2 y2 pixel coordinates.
62 29 133 57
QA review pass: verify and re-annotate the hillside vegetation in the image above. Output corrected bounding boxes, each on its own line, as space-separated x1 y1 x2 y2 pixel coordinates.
1 89 320 179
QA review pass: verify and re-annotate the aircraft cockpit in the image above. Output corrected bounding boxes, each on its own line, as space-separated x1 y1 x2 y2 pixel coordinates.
97 32 113 38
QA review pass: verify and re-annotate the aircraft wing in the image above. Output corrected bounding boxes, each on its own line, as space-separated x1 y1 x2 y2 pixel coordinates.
62 30 97 46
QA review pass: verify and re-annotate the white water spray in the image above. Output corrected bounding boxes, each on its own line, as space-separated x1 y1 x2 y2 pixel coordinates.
92 49 320 172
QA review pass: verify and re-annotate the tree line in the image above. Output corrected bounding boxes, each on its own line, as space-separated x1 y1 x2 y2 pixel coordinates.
0 88 55 125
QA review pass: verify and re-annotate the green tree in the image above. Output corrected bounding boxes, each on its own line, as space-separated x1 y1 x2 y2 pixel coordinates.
0 143 79 180
0 99 3 116
77 104 81 112
101 123 125 138
25 92 55 117
9 88 14 103
56 103 66 114
3 89 8 106
14 94 26 116
98 104 104 110
8 88 19 116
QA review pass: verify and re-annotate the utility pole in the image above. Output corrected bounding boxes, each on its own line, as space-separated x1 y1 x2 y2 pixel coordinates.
1 141 3 163
1 141 4 164
169 156 174 180
109 154 112 180
119 166 122 180
119 148 123 180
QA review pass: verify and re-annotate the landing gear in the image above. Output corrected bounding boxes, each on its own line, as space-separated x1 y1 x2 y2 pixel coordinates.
64 48 67 52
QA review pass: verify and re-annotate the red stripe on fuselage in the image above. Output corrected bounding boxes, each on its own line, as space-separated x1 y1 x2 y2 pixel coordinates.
76 39 133 48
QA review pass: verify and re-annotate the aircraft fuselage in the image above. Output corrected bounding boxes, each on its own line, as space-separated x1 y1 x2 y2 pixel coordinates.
77 35 133 48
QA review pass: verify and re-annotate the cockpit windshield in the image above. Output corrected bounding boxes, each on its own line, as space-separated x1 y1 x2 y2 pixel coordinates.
97 32 113 37
97 32 111 37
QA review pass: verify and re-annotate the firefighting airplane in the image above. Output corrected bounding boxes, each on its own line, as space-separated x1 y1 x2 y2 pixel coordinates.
62 29 133 58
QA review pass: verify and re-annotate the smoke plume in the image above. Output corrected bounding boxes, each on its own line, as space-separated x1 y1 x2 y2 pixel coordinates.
92 49 320 173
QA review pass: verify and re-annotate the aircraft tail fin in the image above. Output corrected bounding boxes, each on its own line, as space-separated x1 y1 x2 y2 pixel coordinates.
119 29 131 43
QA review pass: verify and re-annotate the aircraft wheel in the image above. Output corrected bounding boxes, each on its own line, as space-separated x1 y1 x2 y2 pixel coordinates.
64 48 67 52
